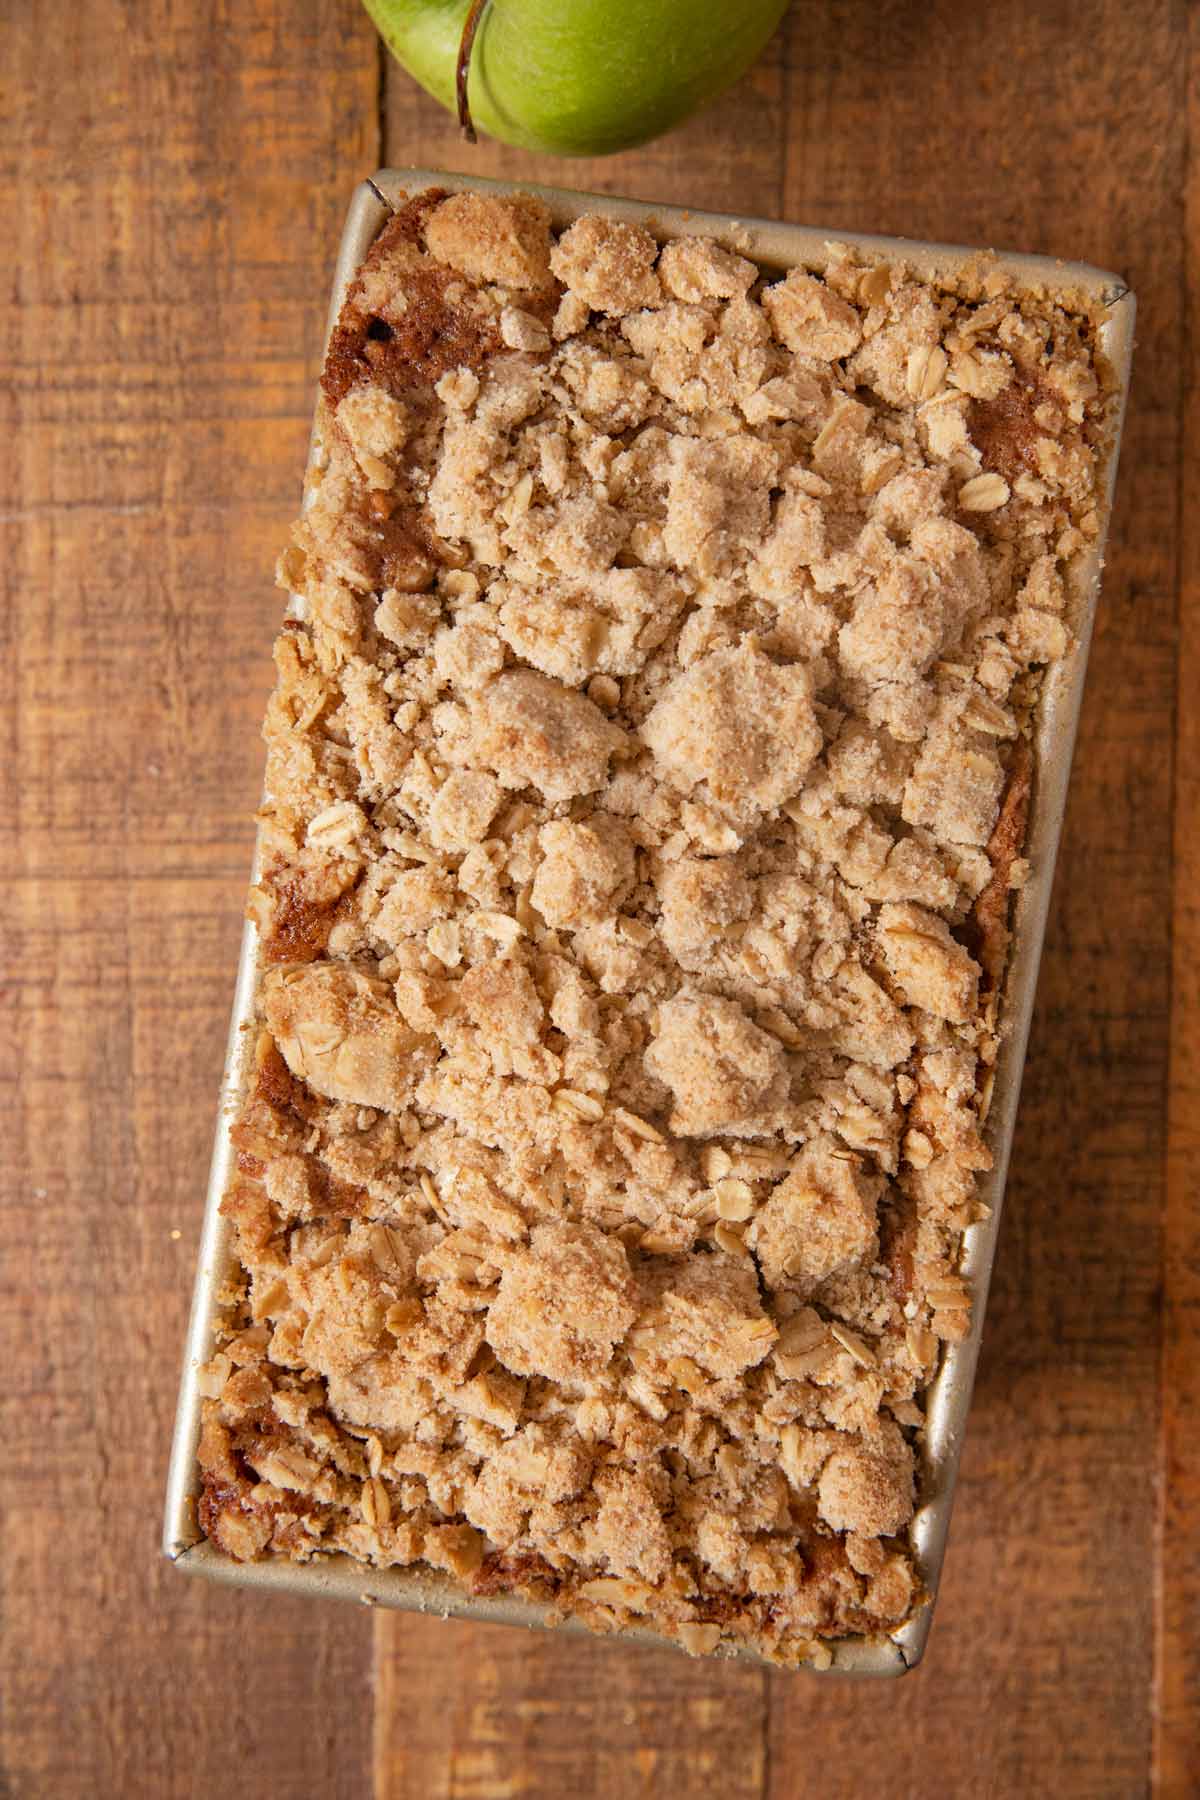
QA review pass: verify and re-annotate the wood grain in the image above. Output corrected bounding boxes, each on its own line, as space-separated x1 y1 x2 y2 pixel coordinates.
1157 6 1200 1791
3 0 1197 1795
375 1620 767 1800
0 3 379 1796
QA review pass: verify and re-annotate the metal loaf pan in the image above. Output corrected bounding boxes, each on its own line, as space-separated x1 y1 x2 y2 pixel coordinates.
164 169 1135 1677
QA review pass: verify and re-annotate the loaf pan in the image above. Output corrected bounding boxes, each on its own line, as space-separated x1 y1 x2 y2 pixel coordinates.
164 169 1135 1677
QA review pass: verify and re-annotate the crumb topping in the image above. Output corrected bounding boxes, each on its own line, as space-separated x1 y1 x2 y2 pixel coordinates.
200 188 1114 1667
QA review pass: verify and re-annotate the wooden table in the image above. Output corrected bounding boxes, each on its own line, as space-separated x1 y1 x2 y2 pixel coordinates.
4 2 1197 1793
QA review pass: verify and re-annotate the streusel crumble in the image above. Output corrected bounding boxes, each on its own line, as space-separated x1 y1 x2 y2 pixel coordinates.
196 188 1114 1664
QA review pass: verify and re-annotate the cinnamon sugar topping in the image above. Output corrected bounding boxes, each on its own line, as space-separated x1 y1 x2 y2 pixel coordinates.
198 188 1114 1667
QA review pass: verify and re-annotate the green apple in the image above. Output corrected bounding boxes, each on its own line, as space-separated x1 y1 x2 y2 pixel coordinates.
363 0 790 157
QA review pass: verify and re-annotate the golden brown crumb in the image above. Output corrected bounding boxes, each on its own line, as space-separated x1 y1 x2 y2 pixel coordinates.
763 269 864 359
750 1136 882 1293
549 216 662 314
645 994 790 1137
641 641 823 816
466 670 628 802
486 1220 637 1384
263 964 437 1112
424 191 555 292
877 902 982 1023
199 188 1114 1667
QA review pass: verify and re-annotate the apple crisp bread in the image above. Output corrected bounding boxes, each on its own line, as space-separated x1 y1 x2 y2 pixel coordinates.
196 188 1114 1665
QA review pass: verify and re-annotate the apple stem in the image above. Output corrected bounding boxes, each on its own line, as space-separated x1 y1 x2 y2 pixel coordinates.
456 0 490 143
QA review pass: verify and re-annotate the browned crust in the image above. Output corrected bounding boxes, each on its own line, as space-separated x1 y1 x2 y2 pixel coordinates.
198 1426 322 1558
472 1550 562 1598
968 738 1034 992
879 1193 918 1307
260 867 359 967
968 370 1051 484
251 1034 311 1118
321 191 501 404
